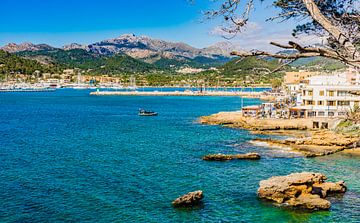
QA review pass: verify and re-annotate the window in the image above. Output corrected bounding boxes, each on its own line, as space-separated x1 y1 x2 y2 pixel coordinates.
338 112 347 116
328 112 335 116
317 101 324 106
338 101 350 106
321 122 329 129
307 100 314 105
328 91 335 96
319 90 324 96
313 121 319 128
308 111 316 117
318 111 325 116
308 91 313 96
327 101 335 106
355 101 359 107
337 91 348 96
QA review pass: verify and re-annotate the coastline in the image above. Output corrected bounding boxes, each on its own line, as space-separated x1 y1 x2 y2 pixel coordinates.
199 111 359 157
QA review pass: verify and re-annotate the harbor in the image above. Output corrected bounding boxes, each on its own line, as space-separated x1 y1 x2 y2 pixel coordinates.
89 89 277 100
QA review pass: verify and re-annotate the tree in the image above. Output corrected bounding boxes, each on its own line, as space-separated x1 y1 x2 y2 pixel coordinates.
271 78 283 89
203 0 360 68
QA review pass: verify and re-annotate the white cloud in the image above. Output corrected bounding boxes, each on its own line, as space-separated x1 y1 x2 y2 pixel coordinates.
209 22 261 38
210 22 326 53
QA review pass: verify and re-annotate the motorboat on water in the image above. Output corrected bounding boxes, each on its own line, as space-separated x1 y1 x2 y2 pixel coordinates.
138 109 158 116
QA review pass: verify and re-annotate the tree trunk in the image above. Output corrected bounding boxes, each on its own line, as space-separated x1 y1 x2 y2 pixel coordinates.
303 0 360 60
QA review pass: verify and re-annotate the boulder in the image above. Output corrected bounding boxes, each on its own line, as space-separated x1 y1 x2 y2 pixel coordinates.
203 153 260 161
172 190 203 207
258 172 346 210
287 194 331 210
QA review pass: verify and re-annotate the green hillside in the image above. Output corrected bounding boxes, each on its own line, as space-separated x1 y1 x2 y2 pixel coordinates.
0 50 60 76
95 54 158 74
153 57 190 69
18 49 103 67
17 49 159 74
302 57 346 71
151 55 230 69
215 56 286 84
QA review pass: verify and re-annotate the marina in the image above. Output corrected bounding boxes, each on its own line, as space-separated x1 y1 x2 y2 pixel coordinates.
0 88 55 92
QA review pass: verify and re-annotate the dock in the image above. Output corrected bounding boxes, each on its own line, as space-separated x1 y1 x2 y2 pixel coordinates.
0 89 55 93
90 90 275 100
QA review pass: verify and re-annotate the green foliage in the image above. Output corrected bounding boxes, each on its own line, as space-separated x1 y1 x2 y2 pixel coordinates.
96 55 158 74
17 49 159 74
213 56 287 84
0 50 60 75
304 57 346 71
153 57 190 69
18 49 105 69
145 74 173 86
271 78 283 89
153 55 231 69
337 120 353 129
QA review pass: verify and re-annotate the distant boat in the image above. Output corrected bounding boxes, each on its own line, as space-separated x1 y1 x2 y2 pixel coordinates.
138 109 158 116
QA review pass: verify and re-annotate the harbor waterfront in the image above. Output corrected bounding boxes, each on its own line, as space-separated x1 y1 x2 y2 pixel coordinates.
90 89 270 96
0 89 359 222
89 87 277 101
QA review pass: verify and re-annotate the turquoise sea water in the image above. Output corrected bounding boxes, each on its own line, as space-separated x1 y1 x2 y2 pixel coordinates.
0 89 359 223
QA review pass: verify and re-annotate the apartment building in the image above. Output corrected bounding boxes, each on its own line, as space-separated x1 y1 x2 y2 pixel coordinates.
284 71 319 94
296 74 360 117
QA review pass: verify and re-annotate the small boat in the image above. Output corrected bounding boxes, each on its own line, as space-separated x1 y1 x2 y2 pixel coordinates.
138 109 158 116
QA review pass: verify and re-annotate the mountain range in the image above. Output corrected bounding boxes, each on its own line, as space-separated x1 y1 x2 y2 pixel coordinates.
0 34 345 77
1 34 241 67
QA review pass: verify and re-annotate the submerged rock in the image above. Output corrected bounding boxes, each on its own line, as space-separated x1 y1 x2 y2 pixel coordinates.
258 172 346 210
203 153 260 161
172 190 203 207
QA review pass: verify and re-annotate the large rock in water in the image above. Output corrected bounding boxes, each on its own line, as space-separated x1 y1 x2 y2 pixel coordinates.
203 153 260 161
258 172 346 210
172 190 203 207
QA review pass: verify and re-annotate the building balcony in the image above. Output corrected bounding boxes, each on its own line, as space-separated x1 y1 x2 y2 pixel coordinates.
301 95 359 101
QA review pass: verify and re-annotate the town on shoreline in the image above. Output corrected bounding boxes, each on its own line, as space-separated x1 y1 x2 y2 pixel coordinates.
200 67 360 157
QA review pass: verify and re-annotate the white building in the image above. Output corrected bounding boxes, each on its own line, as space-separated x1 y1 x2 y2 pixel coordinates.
295 73 360 117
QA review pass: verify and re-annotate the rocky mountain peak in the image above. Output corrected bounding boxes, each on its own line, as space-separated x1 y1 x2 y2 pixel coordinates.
201 41 242 56
1 34 241 62
63 43 90 51
1 42 55 53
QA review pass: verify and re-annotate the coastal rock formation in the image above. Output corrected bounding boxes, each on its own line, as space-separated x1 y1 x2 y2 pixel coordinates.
203 153 260 161
253 131 359 157
199 112 310 130
200 112 359 157
258 172 346 210
172 190 203 207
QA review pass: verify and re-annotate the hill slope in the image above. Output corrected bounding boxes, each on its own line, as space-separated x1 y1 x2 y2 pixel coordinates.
0 50 59 76
215 57 286 84
17 49 159 74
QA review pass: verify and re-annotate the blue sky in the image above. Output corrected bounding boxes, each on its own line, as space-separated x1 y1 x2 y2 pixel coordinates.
0 0 303 50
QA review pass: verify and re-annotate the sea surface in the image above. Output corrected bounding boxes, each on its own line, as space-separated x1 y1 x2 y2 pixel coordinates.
0 89 359 223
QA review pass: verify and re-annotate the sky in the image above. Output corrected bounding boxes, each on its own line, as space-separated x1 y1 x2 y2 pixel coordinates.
0 0 314 51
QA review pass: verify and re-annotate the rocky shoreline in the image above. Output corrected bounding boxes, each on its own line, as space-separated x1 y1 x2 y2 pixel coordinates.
258 172 346 210
195 112 353 211
203 153 261 161
199 112 359 157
